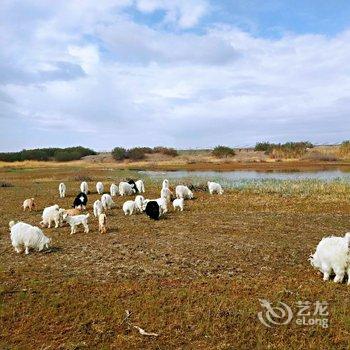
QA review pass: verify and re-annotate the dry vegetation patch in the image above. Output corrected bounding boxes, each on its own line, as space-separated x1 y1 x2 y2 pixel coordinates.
1 167 350 348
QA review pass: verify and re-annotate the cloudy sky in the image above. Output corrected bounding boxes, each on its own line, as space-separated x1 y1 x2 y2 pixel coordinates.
1 0 350 151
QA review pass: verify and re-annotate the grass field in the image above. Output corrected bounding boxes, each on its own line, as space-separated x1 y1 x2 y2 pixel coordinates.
1 166 350 349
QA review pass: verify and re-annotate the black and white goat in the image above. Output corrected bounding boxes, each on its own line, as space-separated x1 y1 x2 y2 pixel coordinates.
73 192 88 210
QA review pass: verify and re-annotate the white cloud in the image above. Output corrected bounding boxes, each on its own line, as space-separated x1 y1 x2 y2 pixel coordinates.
96 19 238 64
135 0 209 28
0 1 350 151
68 45 100 74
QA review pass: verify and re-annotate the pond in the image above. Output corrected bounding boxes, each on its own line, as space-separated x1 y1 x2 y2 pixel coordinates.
140 169 350 182
139 170 350 190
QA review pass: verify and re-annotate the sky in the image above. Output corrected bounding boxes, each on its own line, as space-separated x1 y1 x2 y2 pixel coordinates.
1 0 350 151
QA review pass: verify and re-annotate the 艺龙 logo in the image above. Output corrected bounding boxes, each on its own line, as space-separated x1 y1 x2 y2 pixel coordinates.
257 299 293 328
257 299 329 328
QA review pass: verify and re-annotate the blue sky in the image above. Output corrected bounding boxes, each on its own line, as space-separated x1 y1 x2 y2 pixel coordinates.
0 0 350 151
213 1 350 37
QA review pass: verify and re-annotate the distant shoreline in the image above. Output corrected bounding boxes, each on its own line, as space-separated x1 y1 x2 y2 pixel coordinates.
1 159 349 172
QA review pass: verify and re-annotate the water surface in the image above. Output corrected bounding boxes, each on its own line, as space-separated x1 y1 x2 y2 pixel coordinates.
140 169 350 183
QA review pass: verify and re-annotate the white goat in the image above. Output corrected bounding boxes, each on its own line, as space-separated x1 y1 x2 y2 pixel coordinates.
123 200 136 215
135 180 145 193
59 182 66 198
41 205 65 228
99 213 107 234
119 182 136 196
96 181 104 194
208 181 224 195
162 179 169 189
110 183 119 197
143 198 167 215
63 213 90 234
310 232 350 284
175 185 193 200
173 198 184 211
160 188 172 203
135 195 145 212
80 181 88 194
9 221 51 255
157 197 168 214
101 194 115 210
23 198 35 211
93 199 104 217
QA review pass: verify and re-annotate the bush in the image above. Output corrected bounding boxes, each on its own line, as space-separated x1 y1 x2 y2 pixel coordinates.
153 146 178 157
254 142 275 153
111 147 127 161
212 146 235 158
54 150 81 162
22 149 50 161
111 146 178 161
253 141 314 159
137 147 153 154
53 147 95 162
270 142 313 159
255 141 313 157
339 141 350 157
269 142 310 159
112 147 147 161
64 146 96 158
0 147 96 162
126 148 146 160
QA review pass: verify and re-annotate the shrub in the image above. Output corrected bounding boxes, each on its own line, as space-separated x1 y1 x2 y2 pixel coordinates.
137 147 153 154
254 142 275 153
111 146 178 161
212 146 235 158
111 147 127 161
339 141 350 157
54 150 81 162
153 146 178 157
255 141 314 157
254 141 314 157
126 148 146 160
112 147 152 161
0 147 96 162
270 142 313 159
163 148 178 157
54 147 95 162
22 149 50 161
63 146 96 158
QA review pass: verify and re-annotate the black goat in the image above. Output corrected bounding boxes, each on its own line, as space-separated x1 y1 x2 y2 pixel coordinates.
73 192 88 209
145 201 160 220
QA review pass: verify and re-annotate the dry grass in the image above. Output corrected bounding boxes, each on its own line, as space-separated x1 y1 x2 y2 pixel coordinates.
1 151 350 174
339 142 350 159
1 167 350 349
302 152 339 162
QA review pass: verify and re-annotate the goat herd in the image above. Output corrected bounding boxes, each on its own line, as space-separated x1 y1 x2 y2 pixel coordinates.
8 179 223 255
8 177 350 285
